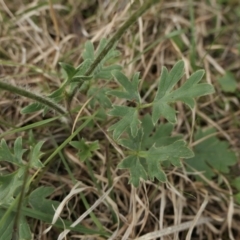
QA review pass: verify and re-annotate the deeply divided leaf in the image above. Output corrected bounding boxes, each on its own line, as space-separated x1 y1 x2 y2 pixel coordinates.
152 60 215 124
82 39 121 80
145 141 194 181
0 168 25 204
0 137 26 166
185 128 237 179
141 114 182 149
108 106 140 140
118 155 147 187
87 87 112 109
108 71 141 102
117 128 193 186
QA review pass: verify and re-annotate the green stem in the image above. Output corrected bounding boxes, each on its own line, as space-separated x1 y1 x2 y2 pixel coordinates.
139 102 153 109
67 0 159 106
13 166 29 239
0 81 67 115
188 0 196 70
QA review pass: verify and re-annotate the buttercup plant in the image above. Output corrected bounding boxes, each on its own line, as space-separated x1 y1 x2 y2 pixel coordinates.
1 0 238 239
20 38 215 188
107 60 215 186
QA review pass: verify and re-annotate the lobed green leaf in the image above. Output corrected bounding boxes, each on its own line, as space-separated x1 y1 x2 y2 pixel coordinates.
185 128 237 179
118 155 147 187
0 168 25 204
145 140 194 181
0 137 26 166
70 139 99 162
28 186 59 215
108 106 140 140
108 71 140 102
117 128 193 186
21 102 44 114
152 60 215 124
59 62 76 80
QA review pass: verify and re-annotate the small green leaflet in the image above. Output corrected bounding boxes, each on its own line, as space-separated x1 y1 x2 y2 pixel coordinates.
0 137 44 169
59 62 76 80
185 128 237 179
94 38 122 79
118 155 148 187
0 137 26 167
152 60 215 124
69 60 93 83
82 40 94 60
87 87 112 109
28 187 59 214
107 71 142 140
0 168 25 204
232 177 240 192
82 38 121 80
218 71 237 93
231 177 240 204
141 114 182 149
0 137 44 203
70 139 99 162
118 129 193 187
21 102 44 114
118 129 147 187
108 71 141 102
145 141 194 181
108 106 140 140
29 141 44 168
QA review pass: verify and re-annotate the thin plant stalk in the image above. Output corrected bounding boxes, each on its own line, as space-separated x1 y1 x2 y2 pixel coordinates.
67 0 159 107
0 81 67 115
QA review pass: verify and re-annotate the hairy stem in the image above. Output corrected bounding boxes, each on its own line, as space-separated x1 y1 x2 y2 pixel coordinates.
0 81 67 115
67 0 159 107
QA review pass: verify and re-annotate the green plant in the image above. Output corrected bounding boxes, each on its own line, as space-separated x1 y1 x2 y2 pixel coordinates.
185 128 237 180
0 38 215 236
0 0 238 239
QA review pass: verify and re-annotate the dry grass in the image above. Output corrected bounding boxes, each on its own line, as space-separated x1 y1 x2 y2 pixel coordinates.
0 0 240 239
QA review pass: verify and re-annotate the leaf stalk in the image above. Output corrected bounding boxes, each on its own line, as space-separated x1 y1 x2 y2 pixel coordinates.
0 81 67 115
